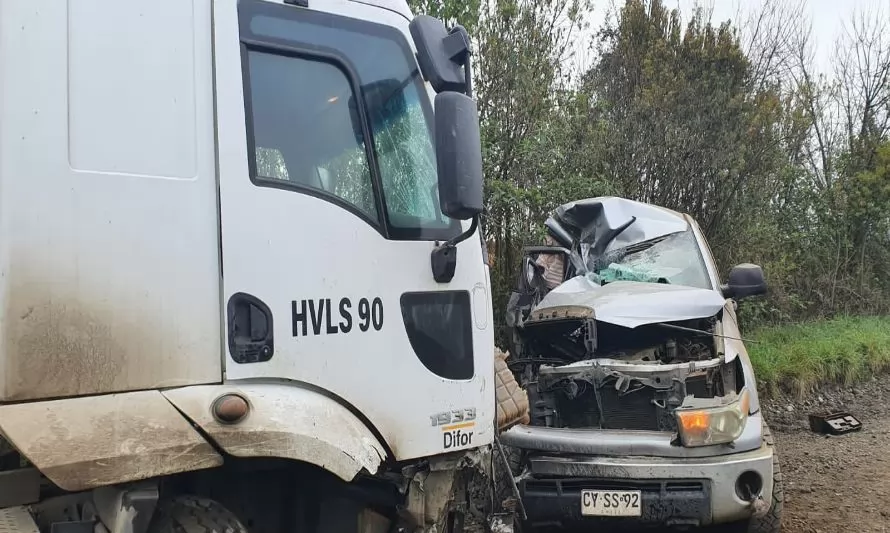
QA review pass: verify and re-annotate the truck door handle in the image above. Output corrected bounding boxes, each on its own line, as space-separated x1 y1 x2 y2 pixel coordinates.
227 293 274 364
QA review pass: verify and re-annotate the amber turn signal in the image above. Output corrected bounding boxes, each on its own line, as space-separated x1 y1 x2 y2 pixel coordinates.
212 393 250 424
677 410 711 434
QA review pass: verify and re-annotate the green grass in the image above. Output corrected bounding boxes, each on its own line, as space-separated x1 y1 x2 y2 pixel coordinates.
748 316 890 397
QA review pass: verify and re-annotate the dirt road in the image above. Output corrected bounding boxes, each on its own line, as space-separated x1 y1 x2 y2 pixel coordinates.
766 375 890 533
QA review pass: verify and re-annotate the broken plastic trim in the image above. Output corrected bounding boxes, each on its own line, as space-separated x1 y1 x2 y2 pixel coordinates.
527 305 594 323
537 355 724 381
808 412 862 435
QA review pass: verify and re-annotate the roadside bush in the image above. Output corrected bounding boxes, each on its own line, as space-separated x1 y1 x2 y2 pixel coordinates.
748 316 890 397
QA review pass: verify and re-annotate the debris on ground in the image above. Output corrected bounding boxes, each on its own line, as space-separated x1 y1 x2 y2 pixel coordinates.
807 412 862 435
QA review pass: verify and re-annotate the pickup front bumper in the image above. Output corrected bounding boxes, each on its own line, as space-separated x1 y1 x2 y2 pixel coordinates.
504 414 773 527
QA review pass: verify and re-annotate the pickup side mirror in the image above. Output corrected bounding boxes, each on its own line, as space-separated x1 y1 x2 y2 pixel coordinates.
722 263 767 300
434 92 483 220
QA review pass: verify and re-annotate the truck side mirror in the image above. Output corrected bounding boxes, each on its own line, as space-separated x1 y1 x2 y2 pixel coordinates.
410 16 470 94
434 92 483 220
411 14 483 283
722 263 767 300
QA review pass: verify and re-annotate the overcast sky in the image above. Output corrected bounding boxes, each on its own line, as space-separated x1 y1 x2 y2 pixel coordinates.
571 0 887 76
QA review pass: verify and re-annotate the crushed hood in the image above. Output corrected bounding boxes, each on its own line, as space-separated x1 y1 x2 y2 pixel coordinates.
528 278 726 329
553 196 689 254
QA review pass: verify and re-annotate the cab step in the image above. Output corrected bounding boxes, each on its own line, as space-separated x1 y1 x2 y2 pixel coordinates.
0 507 39 533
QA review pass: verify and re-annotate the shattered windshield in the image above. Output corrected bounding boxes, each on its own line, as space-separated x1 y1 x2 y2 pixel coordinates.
589 229 712 289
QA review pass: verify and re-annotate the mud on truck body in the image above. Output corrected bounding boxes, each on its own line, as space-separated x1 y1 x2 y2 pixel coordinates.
0 1 523 532
501 197 784 532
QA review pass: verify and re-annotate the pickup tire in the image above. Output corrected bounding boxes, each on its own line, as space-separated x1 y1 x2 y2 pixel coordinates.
149 496 250 533
493 443 524 510
740 423 784 533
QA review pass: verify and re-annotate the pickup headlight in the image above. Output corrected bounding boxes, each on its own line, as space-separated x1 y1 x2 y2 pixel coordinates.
675 389 750 447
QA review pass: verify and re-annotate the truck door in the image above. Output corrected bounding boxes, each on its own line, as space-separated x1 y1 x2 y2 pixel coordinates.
213 0 494 460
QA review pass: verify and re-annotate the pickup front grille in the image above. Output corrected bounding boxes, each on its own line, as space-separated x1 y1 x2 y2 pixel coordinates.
556 384 678 431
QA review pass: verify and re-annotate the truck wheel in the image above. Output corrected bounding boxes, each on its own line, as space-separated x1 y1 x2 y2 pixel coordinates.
149 496 250 533
742 424 784 533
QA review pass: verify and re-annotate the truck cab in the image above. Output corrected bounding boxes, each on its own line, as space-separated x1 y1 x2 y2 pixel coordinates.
0 1 495 531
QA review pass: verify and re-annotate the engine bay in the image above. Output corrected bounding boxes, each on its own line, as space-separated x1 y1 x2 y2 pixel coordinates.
512 314 743 433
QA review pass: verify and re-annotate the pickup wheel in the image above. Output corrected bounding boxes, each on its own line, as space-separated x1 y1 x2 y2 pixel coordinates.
741 423 784 533
148 496 250 533
493 444 524 510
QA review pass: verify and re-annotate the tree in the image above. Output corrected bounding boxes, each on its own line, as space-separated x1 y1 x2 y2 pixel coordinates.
581 0 787 269
406 0 481 35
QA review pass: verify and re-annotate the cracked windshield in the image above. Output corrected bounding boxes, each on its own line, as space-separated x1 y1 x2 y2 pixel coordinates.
589 230 711 289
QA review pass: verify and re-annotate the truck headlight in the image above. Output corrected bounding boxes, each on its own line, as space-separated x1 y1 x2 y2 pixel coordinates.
675 389 750 447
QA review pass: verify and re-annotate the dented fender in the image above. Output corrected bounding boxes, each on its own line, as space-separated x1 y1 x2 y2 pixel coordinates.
162 383 387 481
0 390 223 492
0 384 388 492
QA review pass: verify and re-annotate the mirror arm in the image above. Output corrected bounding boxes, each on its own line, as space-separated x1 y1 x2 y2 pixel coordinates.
463 51 473 98
446 214 479 248
460 32 473 99
430 215 479 283
444 25 472 98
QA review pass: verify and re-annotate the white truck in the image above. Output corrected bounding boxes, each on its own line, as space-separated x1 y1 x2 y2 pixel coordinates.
0 1 505 532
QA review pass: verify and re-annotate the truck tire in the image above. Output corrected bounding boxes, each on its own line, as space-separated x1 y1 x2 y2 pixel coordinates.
149 496 250 533
741 423 784 533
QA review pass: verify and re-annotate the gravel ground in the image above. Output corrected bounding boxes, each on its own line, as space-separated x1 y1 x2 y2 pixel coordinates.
763 374 890 533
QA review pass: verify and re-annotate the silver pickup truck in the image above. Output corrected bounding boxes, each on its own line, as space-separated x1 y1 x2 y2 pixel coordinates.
501 197 782 532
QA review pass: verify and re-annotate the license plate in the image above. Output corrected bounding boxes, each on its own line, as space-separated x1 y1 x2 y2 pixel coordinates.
581 489 642 517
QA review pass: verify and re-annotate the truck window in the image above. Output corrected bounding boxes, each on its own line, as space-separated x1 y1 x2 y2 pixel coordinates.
246 49 378 222
240 1 460 240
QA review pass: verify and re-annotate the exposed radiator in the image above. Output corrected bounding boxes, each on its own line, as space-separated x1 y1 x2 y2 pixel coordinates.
555 383 678 432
